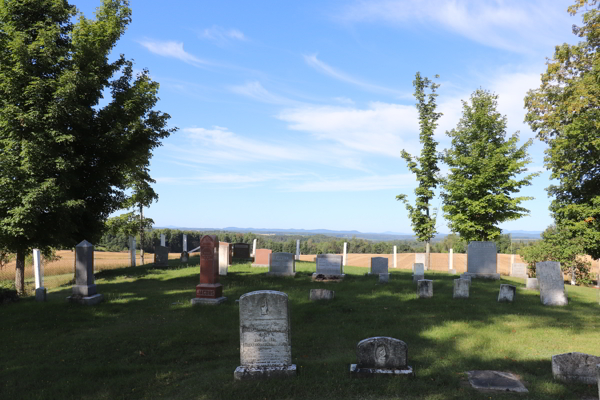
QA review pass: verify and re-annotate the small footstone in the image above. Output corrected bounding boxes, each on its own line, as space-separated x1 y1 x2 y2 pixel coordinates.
497 284 516 302
310 289 334 301
467 370 529 393
417 279 433 298
526 277 539 290
453 278 469 299
379 273 389 284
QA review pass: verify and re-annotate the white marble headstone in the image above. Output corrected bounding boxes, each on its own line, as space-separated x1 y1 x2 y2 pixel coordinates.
537 261 568 306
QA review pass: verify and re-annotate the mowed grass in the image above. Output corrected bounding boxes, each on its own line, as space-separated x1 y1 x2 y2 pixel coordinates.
1 258 599 400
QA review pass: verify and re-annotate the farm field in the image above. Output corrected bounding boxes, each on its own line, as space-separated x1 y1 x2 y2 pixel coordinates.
1 258 599 400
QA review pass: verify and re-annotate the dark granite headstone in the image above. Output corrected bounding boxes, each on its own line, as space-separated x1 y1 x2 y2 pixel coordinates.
68 240 103 305
154 245 169 267
233 243 251 259
350 337 413 376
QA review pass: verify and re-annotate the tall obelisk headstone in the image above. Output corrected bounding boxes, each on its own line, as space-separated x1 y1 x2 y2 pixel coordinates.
295 240 300 261
183 234 187 252
191 235 226 305
343 242 348 267
393 245 397 268
67 240 103 305
129 236 136 267
33 249 46 301
252 238 257 258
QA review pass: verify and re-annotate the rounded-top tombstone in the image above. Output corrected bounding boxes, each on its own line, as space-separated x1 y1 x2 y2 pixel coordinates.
350 336 413 376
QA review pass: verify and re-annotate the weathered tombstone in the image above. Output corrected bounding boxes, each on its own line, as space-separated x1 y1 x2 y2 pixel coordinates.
466 241 500 279
234 290 296 380
467 370 529 393
267 252 295 277
497 284 516 302
310 289 334 301
370 257 388 275
537 261 568 306
233 243 251 259
183 234 187 252
154 246 169 267
160 233 166 247
313 254 344 281
415 253 426 270
67 240 103 305
453 278 469 299
33 249 46 302
379 273 389 284
526 277 539 290
343 242 347 266
417 280 433 298
511 263 528 279
393 246 397 268
412 263 424 282
551 352 600 384
460 273 472 282
251 249 272 267
180 251 189 263
350 337 413 376
219 242 230 276
295 240 300 261
597 364 600 399
129 237 136 267
191 235 226 305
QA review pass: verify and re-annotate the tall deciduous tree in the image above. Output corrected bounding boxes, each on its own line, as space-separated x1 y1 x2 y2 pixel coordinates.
442 89 538 242
397 73 442 269
524 0 600 259
0 0 175 293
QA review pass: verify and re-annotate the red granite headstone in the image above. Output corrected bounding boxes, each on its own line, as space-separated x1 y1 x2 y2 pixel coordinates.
196 235 222 299
251 249 272 267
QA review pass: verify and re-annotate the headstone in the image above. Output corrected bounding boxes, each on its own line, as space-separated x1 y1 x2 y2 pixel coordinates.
191 235 226 305
379 273 389 284
350 337 413 376
412 263 424 282
234 290 296 380
596 364 600 399
343 242 347 267
551 352 600 384
417 279 433 298
526 277 539 290
453 278 469 299
33 249 46 301
295 240 300 261
160 233 165 247
129 237 136 267
449 248 453 271
537 261 568 306
393 246 397 268
183 234 187 252
415 254 426 270
310 289 334 301
460 273 472 282
511 263 528 279
313 254 344 281
233 243 251 259
180 251 189 263
370 257 388 275
497 284 516 302
467 370 529 393
219 242 231 276
154 246 169 267
251 249 272 267
267 252 295 277
466 241 500 279
67 240 103 305
251 238 257 257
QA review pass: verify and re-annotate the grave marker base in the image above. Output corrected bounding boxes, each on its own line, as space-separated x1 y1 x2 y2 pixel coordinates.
266 272 296 277
190 297 227 305
310 289 334 301
462 272 500 280
350 364 413 377
311 273 344 282
234 365 296 380
67 293 103 305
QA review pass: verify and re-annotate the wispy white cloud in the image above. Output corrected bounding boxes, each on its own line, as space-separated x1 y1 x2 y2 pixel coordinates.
229 81 299 105
156 171 299 185
304 54 409 98
138 40 209 66
284 173 416 192
201 26 247 44
338 0 573 53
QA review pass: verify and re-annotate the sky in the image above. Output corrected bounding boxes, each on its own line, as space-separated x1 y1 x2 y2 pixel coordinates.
72 0 582 235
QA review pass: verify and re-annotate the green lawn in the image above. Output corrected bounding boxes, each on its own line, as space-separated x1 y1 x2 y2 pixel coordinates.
1 258 599 400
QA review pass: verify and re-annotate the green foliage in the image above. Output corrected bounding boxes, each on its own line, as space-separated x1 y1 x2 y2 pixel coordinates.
524 1 600 259
519 225 593 285
397 72 442 244
0 0 175 291
105 212 153 238
442 89 539 242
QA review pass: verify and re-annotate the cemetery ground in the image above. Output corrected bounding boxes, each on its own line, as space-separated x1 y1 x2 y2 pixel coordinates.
1 259 599 400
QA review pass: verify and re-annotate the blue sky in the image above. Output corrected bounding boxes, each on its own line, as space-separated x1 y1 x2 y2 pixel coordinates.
73 0 580 234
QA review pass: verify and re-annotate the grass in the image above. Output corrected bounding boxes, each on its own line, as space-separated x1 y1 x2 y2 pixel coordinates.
0 258 599 400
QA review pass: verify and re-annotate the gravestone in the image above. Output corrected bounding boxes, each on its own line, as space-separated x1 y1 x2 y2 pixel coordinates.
295 240 300 260
160 234 165 247
414 254 426 270
460 273 472 282
234 290 296 380
497 284 516 302
67 240 103 305
180 251 189 263
552 352 600 384
526 278 539 290
313 254 344 281
129 237 136 267
219 242 231 276
511 263 528 279
343 242 347 266
370 257 388 275
466 241 500 279
417 280 433 298
467 370 529 393
154 246 169 267
33 249 46 301
453 278 470 299
350 337 413 376
267 252 295 277
191 235 226 305
251 238 257 257
412 263 424 282
379 273 389 284
183 234 187 252
393 246 397 268
251 249 272 267
537 261 568 306
310 289 334 301
597 364 600 399
233 243 251 259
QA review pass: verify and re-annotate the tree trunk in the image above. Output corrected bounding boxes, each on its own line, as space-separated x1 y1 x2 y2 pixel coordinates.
140 203 145 265
15 250 25 295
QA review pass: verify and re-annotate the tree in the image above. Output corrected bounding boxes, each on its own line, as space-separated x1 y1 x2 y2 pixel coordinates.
0 0 175 293
397 73 442 269
442 89 538 242
524 0 600 259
